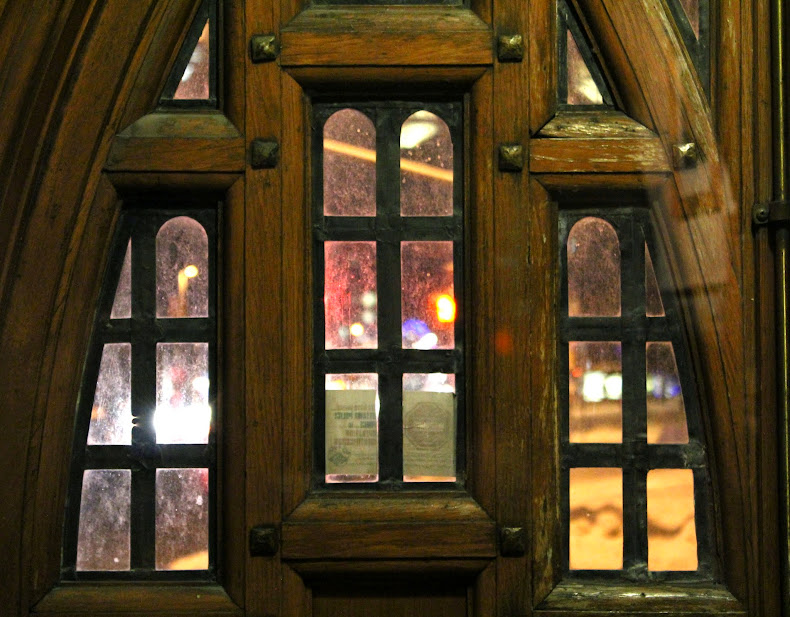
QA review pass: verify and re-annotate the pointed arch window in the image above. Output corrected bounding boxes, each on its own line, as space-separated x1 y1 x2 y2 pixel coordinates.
62 206 218 580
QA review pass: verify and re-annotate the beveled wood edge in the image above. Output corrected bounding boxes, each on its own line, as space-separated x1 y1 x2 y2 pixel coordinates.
106 172 243 194
282 5 491 34
288 558 492 580
281 7 492 68
283 66 489 93
537 110 656 139
32 583 243 616
532 172 670 194
529 137 670 173
116 111 242 139
535 580 745 616
285 491 493 522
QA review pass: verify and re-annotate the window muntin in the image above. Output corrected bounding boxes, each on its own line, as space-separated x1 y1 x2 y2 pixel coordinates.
62 207 217 580
314 102 463 488
559 208 712 579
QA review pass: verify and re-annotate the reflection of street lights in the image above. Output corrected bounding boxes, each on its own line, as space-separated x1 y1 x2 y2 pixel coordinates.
177 265 199 316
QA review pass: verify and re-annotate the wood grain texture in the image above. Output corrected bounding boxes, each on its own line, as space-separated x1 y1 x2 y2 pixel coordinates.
106 137 245 172
538 110 655 139
284 66 487 93
244 1 284 616
281 7 492 67
33 585 242 617
529 137 669 173
282 521 496 560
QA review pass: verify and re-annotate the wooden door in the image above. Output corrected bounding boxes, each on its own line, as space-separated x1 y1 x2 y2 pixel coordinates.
3 0 777 616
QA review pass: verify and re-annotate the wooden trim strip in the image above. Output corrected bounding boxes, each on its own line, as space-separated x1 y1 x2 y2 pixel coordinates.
529 137 670 173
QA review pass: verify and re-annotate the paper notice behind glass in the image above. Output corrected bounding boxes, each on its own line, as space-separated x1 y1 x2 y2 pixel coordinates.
325 390 378 477
403 391 456 479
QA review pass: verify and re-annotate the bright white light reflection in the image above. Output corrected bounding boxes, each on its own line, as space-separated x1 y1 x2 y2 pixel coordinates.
603 374 623 400
400 111 440 149
155 372 211 443
582 371 606 403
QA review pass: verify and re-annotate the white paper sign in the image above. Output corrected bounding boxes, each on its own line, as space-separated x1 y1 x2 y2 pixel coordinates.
402 391 456 479
325 390 378 477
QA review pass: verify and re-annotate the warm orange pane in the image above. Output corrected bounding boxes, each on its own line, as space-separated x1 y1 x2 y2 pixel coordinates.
647 469 698 571
156 217 209 318
645 243 665 317
569 468 623 570
569 342 622 443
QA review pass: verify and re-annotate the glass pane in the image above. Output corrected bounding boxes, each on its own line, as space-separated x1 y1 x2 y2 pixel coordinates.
110 240 131 319
325 374 379 483
569 342 622 443
155 343 211 444
569 467 623 570
647 469 698 571
76 469 131 571
567 29 603 105
87 343 132 446
400 111 453 216
567 217 621 317
156 217 209 318
679 0 700 38
647 342 689 444
174 20 210 100
401 241 455 349
645 243 665 317
403 374 456 482
323 109 376 217
324 241 377 349
155 468 209 570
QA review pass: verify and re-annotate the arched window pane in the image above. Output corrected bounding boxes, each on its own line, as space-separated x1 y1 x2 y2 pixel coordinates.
400 111 453 216
647 469 698 571
110 240 131 319
567 217 621 317
647 342 689 444
323 109 376 217
156 217 209 318
87 343 132 446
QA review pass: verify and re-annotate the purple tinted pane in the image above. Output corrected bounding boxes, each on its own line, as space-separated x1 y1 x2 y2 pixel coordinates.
567 217 621 317
156 343 210 444
324 109 376 217
174 20 209 100
76 469 131 571
87 343 132 446
567 30 603 105
647 469 698 570
401 241 455 350
325 374 379 483
646 243 666 317
569 341 622 443
110 240 131 319
156 217 209 318
325 242 377 349
155 468 209 570
646 342 689 444
400 111 453 216
679 0 700 37
569 468 623 570
403 374 456 482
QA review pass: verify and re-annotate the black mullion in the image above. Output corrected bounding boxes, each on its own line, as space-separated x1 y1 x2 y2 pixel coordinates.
376 110 403 483
130 225 157 570
622 466 647 573
131 468 156 570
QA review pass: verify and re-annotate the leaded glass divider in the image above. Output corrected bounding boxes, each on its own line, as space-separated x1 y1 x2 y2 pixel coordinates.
62 206 218 581
558 207 714 580
313 102 464 489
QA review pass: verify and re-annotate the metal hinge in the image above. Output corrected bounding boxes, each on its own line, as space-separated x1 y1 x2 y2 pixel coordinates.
753 200 790 226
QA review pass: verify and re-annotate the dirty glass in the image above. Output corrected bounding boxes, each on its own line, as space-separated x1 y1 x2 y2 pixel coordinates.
324 109 377 216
